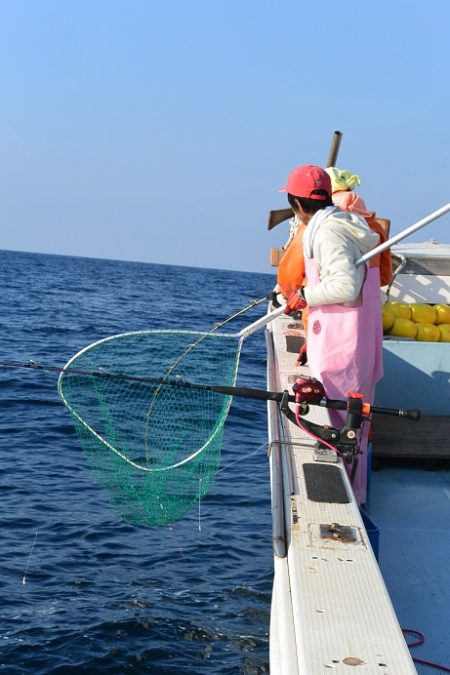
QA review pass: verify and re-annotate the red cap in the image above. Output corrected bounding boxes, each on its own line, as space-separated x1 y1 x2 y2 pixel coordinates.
279 165 332 200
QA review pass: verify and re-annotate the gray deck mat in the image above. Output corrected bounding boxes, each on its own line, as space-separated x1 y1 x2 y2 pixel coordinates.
369 466 450 673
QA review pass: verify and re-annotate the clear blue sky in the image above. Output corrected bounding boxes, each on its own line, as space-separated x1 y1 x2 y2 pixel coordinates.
1 0 449 273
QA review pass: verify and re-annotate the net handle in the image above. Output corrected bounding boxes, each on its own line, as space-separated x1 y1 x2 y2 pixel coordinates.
240 202 450 338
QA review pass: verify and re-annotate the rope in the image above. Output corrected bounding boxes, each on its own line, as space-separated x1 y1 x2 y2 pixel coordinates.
403 628 450 673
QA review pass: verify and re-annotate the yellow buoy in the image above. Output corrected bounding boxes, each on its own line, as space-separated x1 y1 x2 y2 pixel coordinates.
384 301 412 320
410 303 437 324
434 304 450 324
437 324 450 342
415 322 440 341
388 317 417 339
382 305 395 332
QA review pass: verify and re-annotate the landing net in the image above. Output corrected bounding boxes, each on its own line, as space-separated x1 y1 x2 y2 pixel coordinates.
57 330 243 526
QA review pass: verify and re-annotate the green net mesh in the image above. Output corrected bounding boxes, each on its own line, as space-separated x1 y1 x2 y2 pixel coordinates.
57 330 243 526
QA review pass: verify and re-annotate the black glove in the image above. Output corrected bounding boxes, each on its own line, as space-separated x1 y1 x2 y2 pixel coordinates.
268 290 282 308
296 342 307 366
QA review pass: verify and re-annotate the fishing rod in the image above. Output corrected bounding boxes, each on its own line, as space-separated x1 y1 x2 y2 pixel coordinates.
1 358 286 399
0 359 421 421
161 290 271 356
203 292 270 329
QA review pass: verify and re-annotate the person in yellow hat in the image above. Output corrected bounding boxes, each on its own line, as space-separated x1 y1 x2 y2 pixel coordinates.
326 167 392 286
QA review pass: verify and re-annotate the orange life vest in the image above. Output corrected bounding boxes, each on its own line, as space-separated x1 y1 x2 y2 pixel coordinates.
276 223 309 332
277 223 306 298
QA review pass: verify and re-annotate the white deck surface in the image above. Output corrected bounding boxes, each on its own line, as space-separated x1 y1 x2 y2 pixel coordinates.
267 311 417 675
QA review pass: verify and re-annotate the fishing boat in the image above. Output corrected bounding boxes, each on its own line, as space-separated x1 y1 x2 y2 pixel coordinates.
265 234 450 672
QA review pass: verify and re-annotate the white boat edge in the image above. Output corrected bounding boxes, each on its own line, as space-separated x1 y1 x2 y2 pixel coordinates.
266 311 418 674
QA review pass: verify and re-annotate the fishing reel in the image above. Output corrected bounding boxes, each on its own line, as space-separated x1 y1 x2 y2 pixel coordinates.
280 376 421 467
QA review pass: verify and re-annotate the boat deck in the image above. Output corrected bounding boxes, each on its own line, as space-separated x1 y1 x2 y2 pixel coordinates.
369 462 450 674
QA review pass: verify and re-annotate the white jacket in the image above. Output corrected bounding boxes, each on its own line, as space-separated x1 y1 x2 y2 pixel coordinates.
303 206 380 307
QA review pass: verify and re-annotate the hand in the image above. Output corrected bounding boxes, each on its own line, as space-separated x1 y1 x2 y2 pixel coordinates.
268 290 283 308
296 342 307 366
284 290 307 315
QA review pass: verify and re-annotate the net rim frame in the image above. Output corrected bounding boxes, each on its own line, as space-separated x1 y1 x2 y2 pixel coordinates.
57 328 244 473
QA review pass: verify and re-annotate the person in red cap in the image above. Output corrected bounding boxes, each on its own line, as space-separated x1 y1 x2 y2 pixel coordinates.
280 164 383 505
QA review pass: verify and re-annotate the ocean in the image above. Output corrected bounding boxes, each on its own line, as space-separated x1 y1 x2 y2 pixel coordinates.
0 249 275 674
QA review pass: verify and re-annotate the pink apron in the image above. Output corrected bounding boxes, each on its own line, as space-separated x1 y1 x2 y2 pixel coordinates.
305 259 383 504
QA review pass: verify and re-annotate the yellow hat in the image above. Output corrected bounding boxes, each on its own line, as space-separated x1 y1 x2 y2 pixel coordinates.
325 167 361 193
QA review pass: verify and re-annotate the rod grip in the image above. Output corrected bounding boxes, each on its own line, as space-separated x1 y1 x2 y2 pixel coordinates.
322 399 421 421
370 405 421 420
399 409 421 421
210 384 288 402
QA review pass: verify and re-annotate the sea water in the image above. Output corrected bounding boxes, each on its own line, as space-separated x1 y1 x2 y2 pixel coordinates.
0 249 275 674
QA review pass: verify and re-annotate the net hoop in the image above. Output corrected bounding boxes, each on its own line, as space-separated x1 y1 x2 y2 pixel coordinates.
57 329 243 473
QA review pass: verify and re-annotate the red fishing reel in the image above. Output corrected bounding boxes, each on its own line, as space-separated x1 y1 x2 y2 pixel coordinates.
280 377 420 480
292 376 326 405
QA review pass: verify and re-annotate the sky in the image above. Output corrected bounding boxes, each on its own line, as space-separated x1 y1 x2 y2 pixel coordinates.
1 0 449 273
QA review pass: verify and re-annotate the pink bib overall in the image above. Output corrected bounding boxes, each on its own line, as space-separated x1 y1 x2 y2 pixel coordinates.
305 258 383 504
